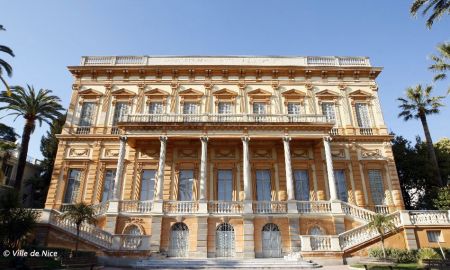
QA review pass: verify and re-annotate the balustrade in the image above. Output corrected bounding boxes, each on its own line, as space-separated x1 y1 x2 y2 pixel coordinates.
296 201 331 213
341 202 375 222
119 200 153 213
374 205 390 214
253 201 287 214
409 211 449 225
119 235 151 249
310 236 332 251
163 201 199 214
208 201 243 214
358 128 374 136
75 126 91 134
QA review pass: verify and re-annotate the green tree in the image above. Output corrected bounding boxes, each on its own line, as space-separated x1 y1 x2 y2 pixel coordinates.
0 25 14 95
60 202 97 253
410 0 450 28
0 189 39 249
397 85 448 187
367 214 398 259
0 85 64 191
430 42 450 82
433 185 450 210
0 123 18 142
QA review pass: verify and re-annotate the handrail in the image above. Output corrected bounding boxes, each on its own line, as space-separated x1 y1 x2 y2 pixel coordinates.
341 201 376 222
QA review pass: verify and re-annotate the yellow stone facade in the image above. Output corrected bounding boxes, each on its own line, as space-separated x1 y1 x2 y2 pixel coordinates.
42 56 449 259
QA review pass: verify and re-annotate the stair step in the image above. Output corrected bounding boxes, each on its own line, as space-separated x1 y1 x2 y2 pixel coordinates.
135 259 320 269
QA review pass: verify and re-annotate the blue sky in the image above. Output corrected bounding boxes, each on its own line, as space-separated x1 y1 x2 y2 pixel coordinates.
1 0 449 159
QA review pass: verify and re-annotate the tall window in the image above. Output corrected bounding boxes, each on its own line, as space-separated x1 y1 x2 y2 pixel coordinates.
112 102 128 125
178 170 194 201
321 102 336 122
287 103 301 115
334 170 348 202
183 102 197 114
140 170 156 201
253 102 266 114
217 170 233 201
101 169 116 203
218 102 232 114
63 169 82 204
148 102 163 114
293 170 310 201
3 164 13 185
79 102 96 126
355 103 371 128
256 170 271 201
368 169 384 205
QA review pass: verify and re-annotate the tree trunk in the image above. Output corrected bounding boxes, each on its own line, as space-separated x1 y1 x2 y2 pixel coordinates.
13 119 34 191
380 236 386 259
75 224 80 255
419 113 443 187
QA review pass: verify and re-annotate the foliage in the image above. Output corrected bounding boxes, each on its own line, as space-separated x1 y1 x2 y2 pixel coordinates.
60 202 97 252
0 24 14 95
430 42 450 82
0 85 64 191
433 185 450 210
0 123 18 142
368 247 417 263
410 0 450 28
397 85 448 187
367 214 398 259
417 248 441 264
0 189 39 250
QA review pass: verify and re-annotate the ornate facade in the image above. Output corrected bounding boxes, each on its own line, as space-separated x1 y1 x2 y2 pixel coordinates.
41 56 449 260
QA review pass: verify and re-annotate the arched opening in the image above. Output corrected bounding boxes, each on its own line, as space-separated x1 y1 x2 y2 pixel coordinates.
262 223 282 258
168 222 189 257
216 223 235 257
309 226 324 235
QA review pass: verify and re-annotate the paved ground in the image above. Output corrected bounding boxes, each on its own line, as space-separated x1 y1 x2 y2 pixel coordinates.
103 266 351 270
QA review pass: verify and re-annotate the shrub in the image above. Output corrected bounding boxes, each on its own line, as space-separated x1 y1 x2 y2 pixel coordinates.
368 247 417 263
418 248 441 264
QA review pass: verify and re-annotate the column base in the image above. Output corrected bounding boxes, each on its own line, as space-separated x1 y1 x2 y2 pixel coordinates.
198 202 208 214
243 201 253 214
330 201 343 214
287 201 298 214
152 201 163 214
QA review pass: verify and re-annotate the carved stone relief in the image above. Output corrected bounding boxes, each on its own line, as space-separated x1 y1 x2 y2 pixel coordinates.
68 148 90 158
214 148 235 159
252 148 272 159
360 148 383 159
139 148 159 159
178 148 198 159
291 148 309 159
331 149 346 159
103 148 120 158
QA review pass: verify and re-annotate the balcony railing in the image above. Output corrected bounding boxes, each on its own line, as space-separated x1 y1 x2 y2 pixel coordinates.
310 236 332 251
358 128 373 135
253 201 287 214
119 200 153 213
409 211 449 225
163 201 199 214
208 201 243 214
75 126 91 134
296 201 331 213
119 113 332 124
374 205 390 214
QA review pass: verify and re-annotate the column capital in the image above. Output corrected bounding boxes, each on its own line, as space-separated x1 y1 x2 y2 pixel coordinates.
200 136 209 143
241 136 250 143
283 136 291 142
323 136 332 142
119 135 128 142
159 136 168 143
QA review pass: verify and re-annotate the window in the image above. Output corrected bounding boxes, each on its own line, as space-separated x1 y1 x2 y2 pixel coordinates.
294 170 310 201
427 231 443 243
112 102 129 125
140 170 156 201
309 226 324 235
63 169 82 204
178 170 194 201
3 164 13 185
355 103 371 128
218 102 232 114
217 170 233 201
101 169 116 203
79 102 96 126
256 170 271 201
287 103 301 115
149 102 163 114
334 170 348 202
321 102 336 122
368 169 384 205
183 102 197 114
253 102 266 114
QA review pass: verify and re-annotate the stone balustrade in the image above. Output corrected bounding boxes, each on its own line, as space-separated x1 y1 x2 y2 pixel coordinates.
119 235 151 250
409 211 449 225
119 200 153 213
208 201 243 214
252 201 287 214
296 201 331 214
163 201 199 214
341 201 375 222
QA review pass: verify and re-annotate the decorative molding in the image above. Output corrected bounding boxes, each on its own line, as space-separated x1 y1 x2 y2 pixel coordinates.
214 148 235 159
103 148 120 158
252 148 272 159
291 148 309 159
68 148 90 158
178 148 198 159
331 149 346 159
361 148 383 159
139 148 159 159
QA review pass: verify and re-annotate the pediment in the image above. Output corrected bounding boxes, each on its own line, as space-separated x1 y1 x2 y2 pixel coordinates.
348 89 372 99
282 89 307 97
213 88 238 96
179 88 204 96
112 88 136 96
144 88 169 96
247 88 272 96
315 89 339 97
78 88 103 97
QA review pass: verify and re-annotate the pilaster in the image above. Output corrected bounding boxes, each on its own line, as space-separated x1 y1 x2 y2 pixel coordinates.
243 218 255 258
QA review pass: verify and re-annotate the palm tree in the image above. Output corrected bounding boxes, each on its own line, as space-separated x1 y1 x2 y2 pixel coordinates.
410 0 450 28
60 202 97 254
0 25 14 96
398 85 448 187
367 214 397 259
430 42 450 81
0 85 64 191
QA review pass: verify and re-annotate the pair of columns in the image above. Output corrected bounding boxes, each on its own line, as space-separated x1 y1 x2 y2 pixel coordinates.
112 135 338 206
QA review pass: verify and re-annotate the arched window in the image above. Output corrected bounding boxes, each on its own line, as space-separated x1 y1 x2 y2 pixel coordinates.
123 224 142 235
216 223 235 257
262 223 281 258
169 222 189 257
309 226 324 235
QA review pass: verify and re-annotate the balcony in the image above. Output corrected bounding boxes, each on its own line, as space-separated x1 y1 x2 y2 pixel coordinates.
163 201 199 214
119 113 332 125
208 201 243 214
296 201 331 214
252 201 287 214
119 200 153 213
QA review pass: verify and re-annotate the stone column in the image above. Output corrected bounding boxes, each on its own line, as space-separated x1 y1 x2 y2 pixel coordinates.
323 136 338 201
198 136 208 213
153 136 167 213
242 136 252 213
113 136 127 200
283 137 297 213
